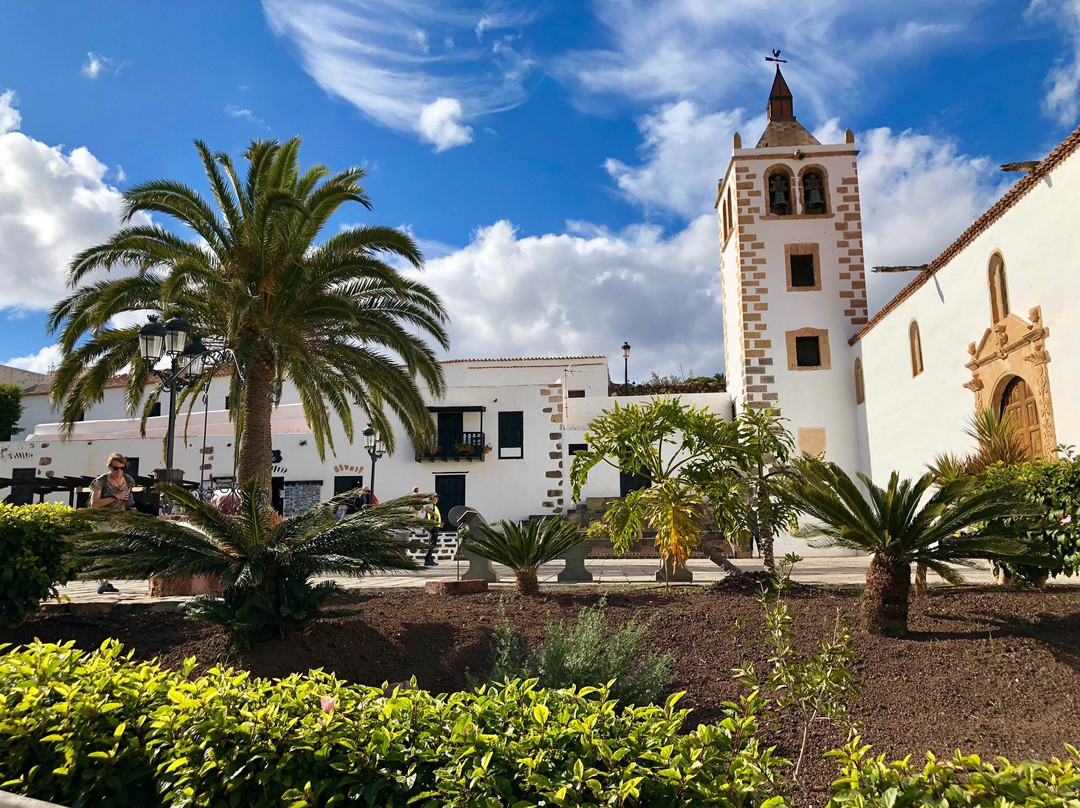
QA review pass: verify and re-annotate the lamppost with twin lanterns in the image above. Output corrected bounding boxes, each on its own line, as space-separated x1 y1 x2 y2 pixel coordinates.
362 422 385 500
137 314 233 485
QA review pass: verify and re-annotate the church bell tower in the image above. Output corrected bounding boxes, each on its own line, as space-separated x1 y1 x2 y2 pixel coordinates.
717 65 868 470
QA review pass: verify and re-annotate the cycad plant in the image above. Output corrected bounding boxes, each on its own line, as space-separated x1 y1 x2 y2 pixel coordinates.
783 457 1041 636
461 516 585 595
70 483 422 643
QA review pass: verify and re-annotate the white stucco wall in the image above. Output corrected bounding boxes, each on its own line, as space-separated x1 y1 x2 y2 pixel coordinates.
857 140 1080 483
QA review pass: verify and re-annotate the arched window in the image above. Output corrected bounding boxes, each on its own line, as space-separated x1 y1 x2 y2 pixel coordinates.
854 357 865 404
988 252 1009 323
800 168 828 214
909 320 924 377
767 170 793 216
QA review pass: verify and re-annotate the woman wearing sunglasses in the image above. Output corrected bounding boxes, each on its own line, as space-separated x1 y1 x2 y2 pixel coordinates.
89 452 136 594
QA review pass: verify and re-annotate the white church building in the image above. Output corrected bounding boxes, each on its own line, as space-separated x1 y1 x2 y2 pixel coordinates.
718 66 1080 491
2 66 1079 544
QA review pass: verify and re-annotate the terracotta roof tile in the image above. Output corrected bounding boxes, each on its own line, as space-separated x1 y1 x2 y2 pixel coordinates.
850 124 1080 345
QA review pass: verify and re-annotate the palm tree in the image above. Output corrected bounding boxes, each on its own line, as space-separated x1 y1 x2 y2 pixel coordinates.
48 138 448 496
70 482 423 641
461 516 585 595
783 458 1040 637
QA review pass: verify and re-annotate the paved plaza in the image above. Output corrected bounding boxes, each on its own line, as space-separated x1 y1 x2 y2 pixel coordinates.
43 554 1045 615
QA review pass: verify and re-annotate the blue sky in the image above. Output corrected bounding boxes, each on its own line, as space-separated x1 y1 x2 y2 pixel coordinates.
1 0 1079 382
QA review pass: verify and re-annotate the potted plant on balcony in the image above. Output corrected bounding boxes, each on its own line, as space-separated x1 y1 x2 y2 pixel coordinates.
483 443 493 455
455 442 474 457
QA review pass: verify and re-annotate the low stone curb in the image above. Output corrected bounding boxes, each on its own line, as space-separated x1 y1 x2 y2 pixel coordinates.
0 789 68 808
39 598 188 617
425 580 488 595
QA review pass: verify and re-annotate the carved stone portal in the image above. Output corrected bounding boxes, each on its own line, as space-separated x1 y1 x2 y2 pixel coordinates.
964 306 1056 458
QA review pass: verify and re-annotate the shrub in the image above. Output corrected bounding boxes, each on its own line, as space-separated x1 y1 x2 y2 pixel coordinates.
0 503 82 625
489 598 674 706
0 640 786 808
981 459 1080 583
827 739 1080 807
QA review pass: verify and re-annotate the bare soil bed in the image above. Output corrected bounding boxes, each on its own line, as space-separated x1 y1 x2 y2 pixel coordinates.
4 581 1080 805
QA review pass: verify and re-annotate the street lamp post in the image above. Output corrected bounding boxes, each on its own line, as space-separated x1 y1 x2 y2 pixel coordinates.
363 423 385 499
138 314 228 484
621 342 631 396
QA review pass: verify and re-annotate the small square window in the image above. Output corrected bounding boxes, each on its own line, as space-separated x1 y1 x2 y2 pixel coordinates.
795 336 821 367
568 443 588 455
790 254 816 287
567 389 585 398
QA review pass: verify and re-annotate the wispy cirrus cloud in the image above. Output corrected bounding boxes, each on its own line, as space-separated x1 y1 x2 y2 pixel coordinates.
551 1 977 120
81 52 126 79
225 104 270 129
262 0 536 151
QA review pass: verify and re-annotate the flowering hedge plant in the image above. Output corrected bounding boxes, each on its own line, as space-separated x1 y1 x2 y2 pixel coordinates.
981 458 1080 582
0 640 787 808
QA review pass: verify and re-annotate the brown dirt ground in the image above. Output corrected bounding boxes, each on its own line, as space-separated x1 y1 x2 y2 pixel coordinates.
3 581 1080 805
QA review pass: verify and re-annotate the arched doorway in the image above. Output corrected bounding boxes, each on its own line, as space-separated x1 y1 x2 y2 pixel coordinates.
998 376 1042 458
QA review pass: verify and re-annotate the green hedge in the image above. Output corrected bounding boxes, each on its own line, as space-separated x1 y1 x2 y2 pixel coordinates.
0 503 82 625
982 459 1080 581
0 640 786 807
827 739 1080 807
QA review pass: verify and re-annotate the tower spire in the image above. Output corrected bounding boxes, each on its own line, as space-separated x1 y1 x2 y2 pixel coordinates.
755 57 819 148
767 65 794 120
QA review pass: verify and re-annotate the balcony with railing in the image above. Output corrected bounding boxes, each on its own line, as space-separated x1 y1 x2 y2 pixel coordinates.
416 430 488 462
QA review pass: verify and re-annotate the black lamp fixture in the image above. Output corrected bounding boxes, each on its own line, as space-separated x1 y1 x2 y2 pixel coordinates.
621 341 631 396
362 422 385 499
137 314 228 480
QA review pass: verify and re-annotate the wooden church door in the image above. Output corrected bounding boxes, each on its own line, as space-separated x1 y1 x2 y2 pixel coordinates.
999 376 1042 458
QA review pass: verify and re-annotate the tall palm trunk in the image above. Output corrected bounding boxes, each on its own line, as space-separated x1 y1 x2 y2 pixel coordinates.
516 569 540 596
237 346 276 499
863 553 911 637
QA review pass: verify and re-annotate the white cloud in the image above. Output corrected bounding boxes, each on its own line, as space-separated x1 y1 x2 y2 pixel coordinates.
418 97 473 151
81 52 125 79
4 344 62 374
605 101 761 219
413 215 725 379
410 28 431 54
0 90 21 134
1028 0 1080 125
858 127 1009 312
262 0 535 150
225 104 269 128
0 92 148 313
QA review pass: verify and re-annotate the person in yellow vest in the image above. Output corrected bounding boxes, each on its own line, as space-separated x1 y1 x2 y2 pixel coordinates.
422 494 442 567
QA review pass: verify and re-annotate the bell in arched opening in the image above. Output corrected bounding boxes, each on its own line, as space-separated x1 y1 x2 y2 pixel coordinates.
802 172 826 214
768 173 791 215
